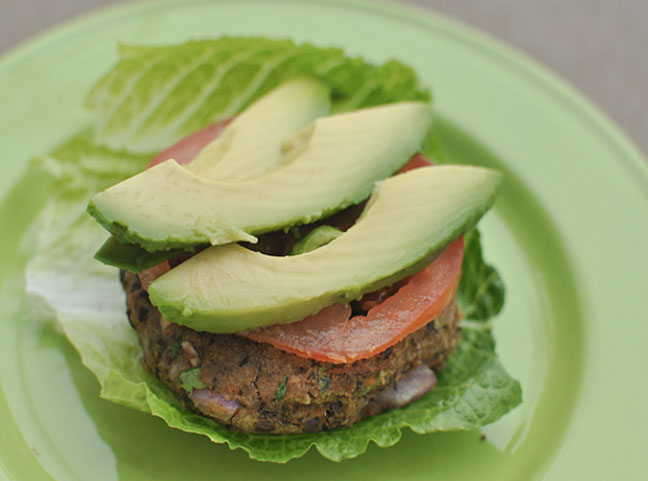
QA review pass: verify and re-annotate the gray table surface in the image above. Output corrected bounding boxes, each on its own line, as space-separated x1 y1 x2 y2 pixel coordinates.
2 0 646 156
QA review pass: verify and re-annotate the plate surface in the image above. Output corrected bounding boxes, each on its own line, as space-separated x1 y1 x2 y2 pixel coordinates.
0 1 646 480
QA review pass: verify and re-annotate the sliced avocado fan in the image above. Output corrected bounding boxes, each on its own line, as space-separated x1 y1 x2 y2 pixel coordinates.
95 76 331 271
87 102 433 252
148 165 502 333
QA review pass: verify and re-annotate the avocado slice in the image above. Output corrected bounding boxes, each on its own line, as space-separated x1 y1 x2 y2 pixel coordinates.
289 225 342 255
185 76 330 180
94 236 186 272
95 77 331 271
87 102 433 251
148 165 502 333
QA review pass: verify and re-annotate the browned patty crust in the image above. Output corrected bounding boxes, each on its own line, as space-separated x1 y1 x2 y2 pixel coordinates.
121 270 461 434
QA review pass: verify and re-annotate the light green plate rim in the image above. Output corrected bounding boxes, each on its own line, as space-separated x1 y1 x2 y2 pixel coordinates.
0 1 646 480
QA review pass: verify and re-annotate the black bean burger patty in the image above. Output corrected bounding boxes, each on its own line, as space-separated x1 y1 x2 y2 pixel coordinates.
121 269 461 434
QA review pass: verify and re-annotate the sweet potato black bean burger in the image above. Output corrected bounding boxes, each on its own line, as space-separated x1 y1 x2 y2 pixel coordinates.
33 38 521 462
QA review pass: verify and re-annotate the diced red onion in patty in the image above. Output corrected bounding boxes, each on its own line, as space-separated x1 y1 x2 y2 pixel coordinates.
190 389 241 421
374 365 437 409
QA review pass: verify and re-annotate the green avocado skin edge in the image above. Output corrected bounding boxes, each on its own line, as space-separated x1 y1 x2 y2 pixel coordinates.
93 236 187 272
148 165 502 333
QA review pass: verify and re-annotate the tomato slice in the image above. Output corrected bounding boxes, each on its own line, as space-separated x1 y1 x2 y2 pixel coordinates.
243 236 463 363
147 119 230 168
398 153 434 173
139 261 171 291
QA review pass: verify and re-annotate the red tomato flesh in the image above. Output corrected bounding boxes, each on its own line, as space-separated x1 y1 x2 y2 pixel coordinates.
398 153 434 173
147 119 230 168
139 261 171 291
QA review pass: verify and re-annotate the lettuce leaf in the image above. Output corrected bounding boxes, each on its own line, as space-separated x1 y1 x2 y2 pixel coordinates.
87 38 430 153
458 229 506 321
25 39 520 463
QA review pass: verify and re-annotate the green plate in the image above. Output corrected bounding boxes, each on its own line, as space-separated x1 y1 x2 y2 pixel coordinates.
1 0 646 479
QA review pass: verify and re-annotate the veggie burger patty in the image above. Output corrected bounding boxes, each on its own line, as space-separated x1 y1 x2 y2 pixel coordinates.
121 269 461 434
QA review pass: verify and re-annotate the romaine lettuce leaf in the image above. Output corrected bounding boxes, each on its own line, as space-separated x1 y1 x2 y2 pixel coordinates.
26 134 149 321
458 229 506 321
87 38 430 153
25 39 520 463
